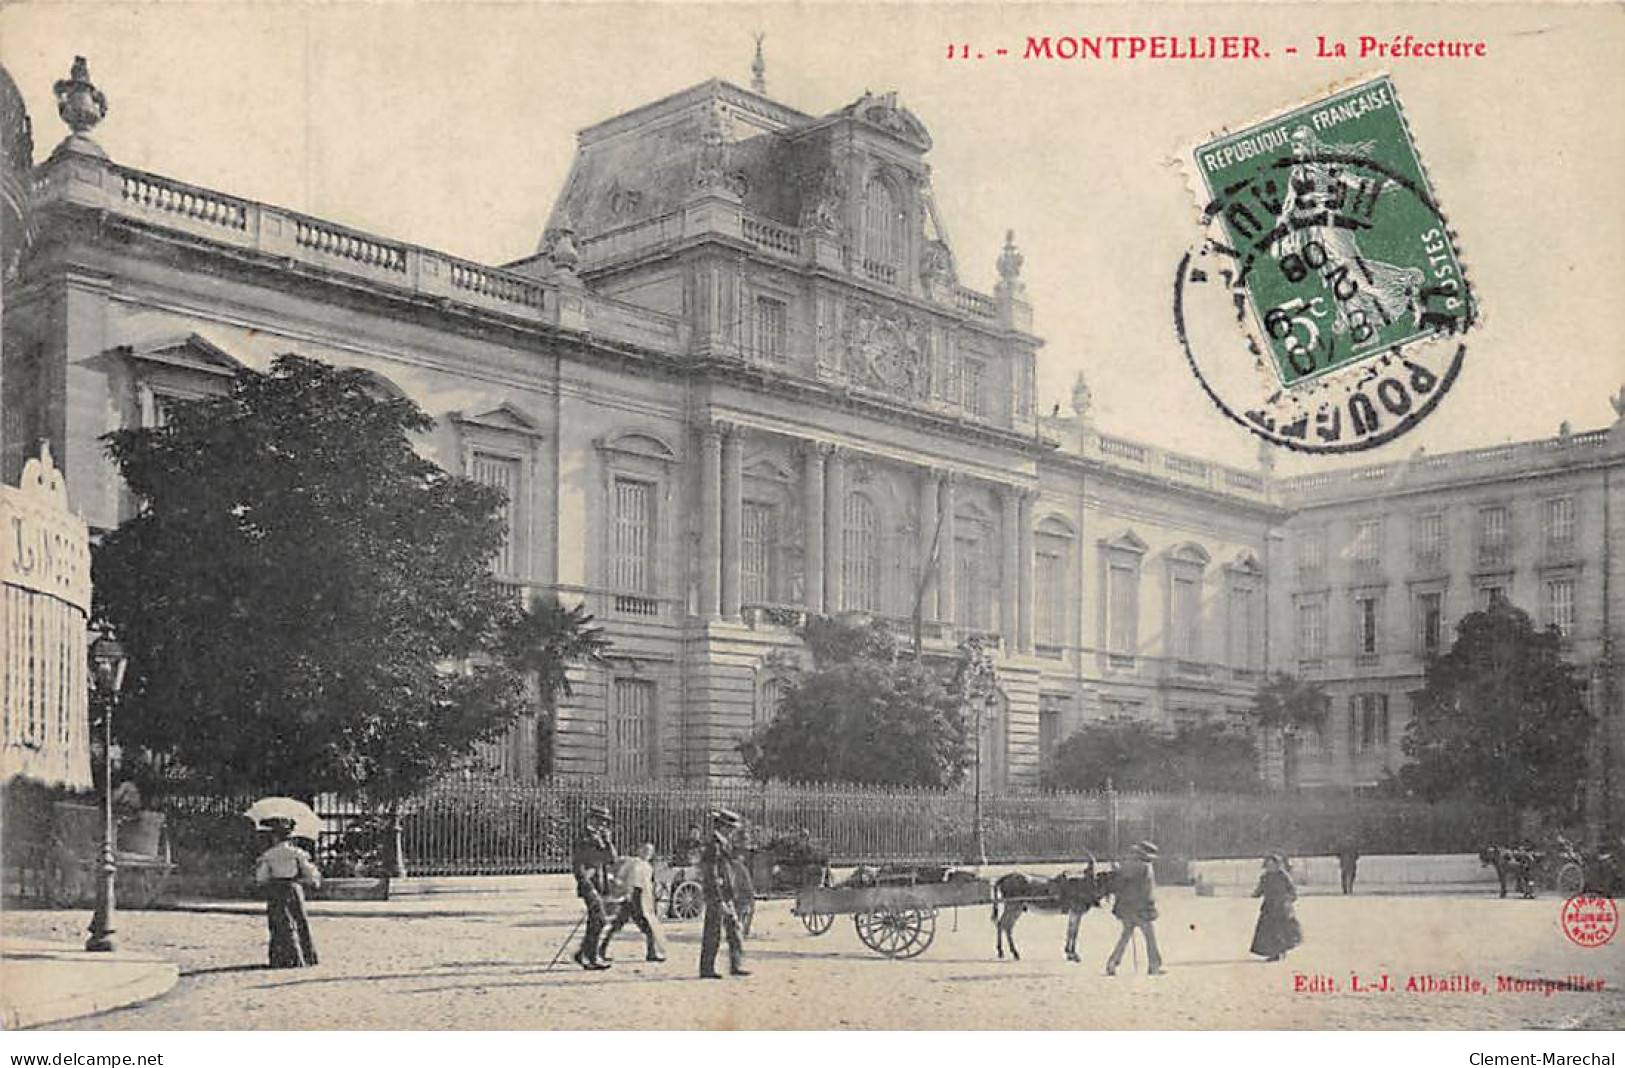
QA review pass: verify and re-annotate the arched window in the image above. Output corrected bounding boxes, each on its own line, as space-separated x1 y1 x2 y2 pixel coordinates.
842 492 880 612
862 177 904 272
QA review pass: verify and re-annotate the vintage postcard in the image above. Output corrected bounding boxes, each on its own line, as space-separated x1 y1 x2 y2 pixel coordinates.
0 0 1621 1051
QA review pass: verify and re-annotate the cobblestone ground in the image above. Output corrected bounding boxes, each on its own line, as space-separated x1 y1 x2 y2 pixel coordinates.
7 890 1622 1030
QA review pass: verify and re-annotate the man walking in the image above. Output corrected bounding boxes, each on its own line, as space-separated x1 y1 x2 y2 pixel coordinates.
600 842 667 963
698 808 750 979
570 804 616 971
1337 840 1360 895
1105 840 1164 976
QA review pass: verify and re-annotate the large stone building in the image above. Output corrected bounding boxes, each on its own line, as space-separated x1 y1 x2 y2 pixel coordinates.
3 60 1620 822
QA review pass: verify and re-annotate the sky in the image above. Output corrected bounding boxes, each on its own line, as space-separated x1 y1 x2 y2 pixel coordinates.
3 2 1622 472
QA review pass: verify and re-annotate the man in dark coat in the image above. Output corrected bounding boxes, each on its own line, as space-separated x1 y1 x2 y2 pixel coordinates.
570 804 616 970
1105 840 1164 976
698 808 750 979
1337 840 1360 895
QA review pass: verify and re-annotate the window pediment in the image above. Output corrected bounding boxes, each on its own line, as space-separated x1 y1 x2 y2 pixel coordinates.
595 428 678 463
1167 541 1211 568
1036 514 1076 539
1102 529 1149 556
453 402 545 439
1227 549 1264 576
122 333 245 378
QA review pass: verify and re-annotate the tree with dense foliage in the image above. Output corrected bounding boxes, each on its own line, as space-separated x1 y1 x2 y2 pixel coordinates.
738 616 970 787
1400 601 1591 823
1252 672 1330 791
92 354 608 803
1042 717 1262 793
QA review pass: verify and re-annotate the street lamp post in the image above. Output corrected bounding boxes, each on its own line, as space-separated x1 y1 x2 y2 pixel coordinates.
86 636 128 953
970 690 993 867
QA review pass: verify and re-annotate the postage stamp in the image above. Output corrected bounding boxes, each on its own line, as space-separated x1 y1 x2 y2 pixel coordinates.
1175 75 1477 453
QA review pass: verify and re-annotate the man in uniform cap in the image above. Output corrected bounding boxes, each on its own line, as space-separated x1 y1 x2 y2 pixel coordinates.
698 808 750 979
1105 840 1164 976
570 804 617 970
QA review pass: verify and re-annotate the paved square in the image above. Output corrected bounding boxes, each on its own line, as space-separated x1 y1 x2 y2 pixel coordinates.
7 889 1621 1029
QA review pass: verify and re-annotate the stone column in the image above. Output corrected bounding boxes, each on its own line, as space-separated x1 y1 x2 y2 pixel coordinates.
1017 489 1036 654
720 424 743 620
916 468 940 622
801 443 825 614
938 473 957 627
823 446 845 613
1000 485 1020 647
698 424 722 619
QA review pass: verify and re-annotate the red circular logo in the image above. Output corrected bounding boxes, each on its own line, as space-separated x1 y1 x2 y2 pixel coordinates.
1561 895 1619 948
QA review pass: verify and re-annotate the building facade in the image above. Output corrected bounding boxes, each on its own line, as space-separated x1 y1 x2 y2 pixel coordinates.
3 61 1620 823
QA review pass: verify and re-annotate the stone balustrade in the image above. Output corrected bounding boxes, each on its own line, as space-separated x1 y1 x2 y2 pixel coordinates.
33 152 687 356
1280 426 1617 501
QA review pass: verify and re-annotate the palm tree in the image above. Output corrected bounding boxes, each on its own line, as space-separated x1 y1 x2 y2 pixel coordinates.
1253 673 1330 791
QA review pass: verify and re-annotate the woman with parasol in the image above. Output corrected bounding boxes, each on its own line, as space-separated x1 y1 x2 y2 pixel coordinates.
246 798 323 968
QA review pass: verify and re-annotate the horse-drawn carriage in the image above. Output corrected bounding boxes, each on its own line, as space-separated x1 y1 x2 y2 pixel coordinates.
653 835 832 923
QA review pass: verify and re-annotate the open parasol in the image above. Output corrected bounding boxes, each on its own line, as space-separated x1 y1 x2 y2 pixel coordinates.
243 797 323 842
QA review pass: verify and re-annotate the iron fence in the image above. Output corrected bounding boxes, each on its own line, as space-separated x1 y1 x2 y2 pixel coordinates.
149 779 1507 879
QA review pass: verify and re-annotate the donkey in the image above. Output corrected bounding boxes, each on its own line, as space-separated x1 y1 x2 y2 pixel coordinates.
991 862 1116 962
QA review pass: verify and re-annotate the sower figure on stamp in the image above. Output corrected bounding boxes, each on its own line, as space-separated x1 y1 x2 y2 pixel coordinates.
1105 840 1164 976
599 842 667 963
698 808 750 979
570 804 617 971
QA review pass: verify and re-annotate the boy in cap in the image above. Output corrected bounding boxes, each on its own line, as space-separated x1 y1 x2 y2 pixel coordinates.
1105 840 1164 976
698 808 750 979
571 804 617 970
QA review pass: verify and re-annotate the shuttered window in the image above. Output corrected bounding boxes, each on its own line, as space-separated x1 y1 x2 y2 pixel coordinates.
471 452 520 576
1108 563 1139 657
612 478 654 593
611 678 655 779
742 501 776 605
842 493 879 612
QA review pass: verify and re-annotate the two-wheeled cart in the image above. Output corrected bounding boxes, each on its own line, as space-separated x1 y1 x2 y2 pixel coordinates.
792 874 991 959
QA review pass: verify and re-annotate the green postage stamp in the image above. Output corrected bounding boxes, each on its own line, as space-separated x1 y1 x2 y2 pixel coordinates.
1177 74 1476 452
1192 75 1472 388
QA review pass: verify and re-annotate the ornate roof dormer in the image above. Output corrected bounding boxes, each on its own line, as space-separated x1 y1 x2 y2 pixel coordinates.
839 91 931 152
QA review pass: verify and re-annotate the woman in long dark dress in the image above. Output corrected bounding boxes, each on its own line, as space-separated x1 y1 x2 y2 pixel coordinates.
1250 853 1302 962
254 818 322 968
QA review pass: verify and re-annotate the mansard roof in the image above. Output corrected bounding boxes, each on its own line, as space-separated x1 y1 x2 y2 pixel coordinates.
543 78 933 250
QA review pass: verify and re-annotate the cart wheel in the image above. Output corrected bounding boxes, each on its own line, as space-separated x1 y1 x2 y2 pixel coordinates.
800 911 834 936
854 906 935 958
669 879 705 920
1557 861 1584 896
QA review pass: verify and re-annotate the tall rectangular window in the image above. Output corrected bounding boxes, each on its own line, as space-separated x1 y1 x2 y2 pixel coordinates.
741 501 777 605
1298 600 1326 663
612 478 654 594
1034 538 1067 649
1416 591 1443 657
472 452 520 576
1545 578 1575 638
1352 519 1382 572
1480 585 1508 610
1297 529 1326 580
1413 512 1445 571
1350 693 1390 754
1545 497 1576 556
1172 573 1201 661
1229 586 1261 671
955 536 985 629
1355 596 1379 656
754 297 787 362
842 493 880 613
610 678 655 779
1478 505 1509 567
1108 563 1139 658
963 360 986 417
